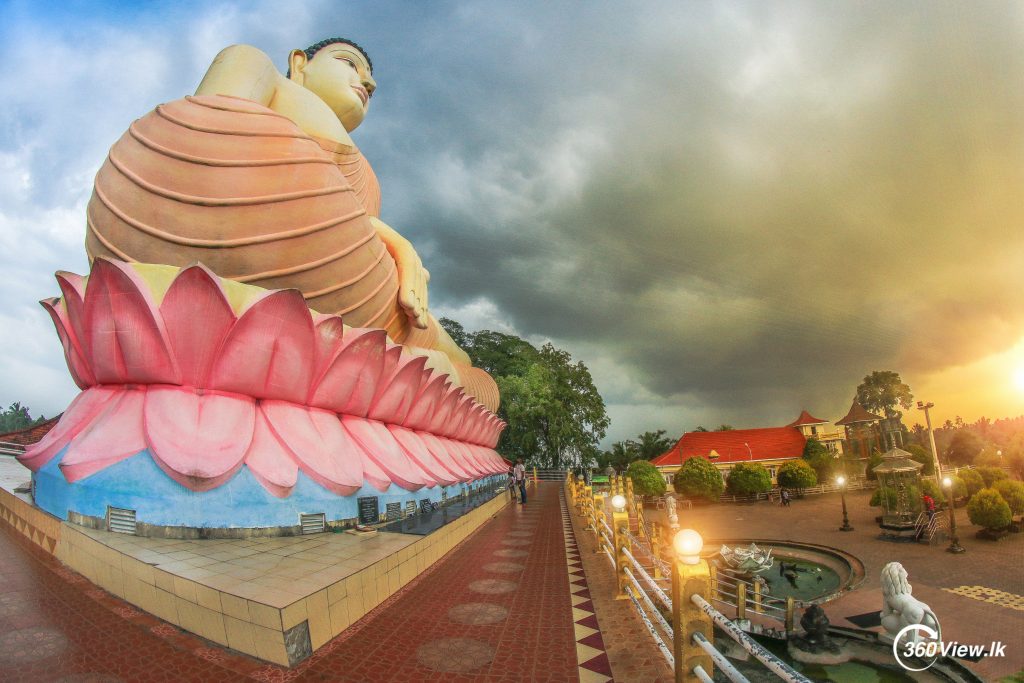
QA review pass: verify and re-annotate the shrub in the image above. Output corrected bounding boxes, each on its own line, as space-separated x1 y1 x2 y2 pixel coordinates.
869 485 921 510
905 444 935 476
976 466 1008 488
966 488 1012 530
674 457 724 502
777 461 817 491
945 475 967 500
920 478 943 502
802 438 834 479
865 451 884 481
993 480 1024 515
726 463 772 496
626 459 666 497
959 469 985 497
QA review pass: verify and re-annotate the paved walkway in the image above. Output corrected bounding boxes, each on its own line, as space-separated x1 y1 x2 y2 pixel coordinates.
0 483 600 682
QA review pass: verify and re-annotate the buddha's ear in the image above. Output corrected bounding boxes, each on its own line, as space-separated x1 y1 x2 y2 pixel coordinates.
288 49 307 83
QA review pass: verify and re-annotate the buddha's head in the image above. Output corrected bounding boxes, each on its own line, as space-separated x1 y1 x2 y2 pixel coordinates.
288 37 376 132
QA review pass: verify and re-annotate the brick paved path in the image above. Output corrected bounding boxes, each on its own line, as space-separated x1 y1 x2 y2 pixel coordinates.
0 483 583 682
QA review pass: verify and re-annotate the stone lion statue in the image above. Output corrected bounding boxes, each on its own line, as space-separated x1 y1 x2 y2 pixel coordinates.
880 562 941 644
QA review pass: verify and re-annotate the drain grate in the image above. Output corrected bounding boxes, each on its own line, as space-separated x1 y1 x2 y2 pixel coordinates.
107 506 137 535
300 512 326 535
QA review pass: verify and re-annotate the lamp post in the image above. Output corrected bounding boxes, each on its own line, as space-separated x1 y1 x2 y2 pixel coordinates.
916 401 942 481
836 475 853 531
744 442 752 460
942 476 966 554
670 529 713 683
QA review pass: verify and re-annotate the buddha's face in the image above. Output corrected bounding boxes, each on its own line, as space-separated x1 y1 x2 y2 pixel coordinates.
293 43 376 132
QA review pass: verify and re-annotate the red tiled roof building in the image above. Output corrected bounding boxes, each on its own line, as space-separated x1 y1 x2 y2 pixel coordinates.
651 426 807 484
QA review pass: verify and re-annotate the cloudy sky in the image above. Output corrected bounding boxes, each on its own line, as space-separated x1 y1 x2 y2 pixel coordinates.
1 0 1022 444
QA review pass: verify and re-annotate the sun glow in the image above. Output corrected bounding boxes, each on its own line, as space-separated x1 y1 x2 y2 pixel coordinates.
1015 367 1024 393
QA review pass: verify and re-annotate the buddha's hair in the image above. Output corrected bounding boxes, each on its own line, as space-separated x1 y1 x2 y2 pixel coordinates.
286 37 373 78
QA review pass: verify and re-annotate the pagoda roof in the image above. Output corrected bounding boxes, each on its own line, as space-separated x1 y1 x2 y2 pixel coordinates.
835 400 884 426
651 427 806 467
786 410 829 427
872 447 923 473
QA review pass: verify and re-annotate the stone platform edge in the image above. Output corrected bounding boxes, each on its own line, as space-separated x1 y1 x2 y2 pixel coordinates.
0 486 509 666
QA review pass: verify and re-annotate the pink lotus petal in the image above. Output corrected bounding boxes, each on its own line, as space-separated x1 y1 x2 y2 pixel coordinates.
41 297 94 389
381 344 403 381
160 264 236 388
403 372 447 432
440 394 475 440
427 385 461 436
56 271 89 365
428 436 483 479
449 438 489 476
210 289 314 404
354 433 392 492
469 444 505 474
367 355 428 425
144 386 254 491
388 426 458 486
309 328 387 415
455 403 486 444
341 417 428 490
244 405 298 498
262 400 363 496
415 431 473 481
59 388 147 482
19 387 119 471
310 315 345 385
83 259 179 385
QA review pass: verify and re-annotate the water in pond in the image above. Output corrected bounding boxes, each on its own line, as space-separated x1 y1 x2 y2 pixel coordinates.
725 557 841 602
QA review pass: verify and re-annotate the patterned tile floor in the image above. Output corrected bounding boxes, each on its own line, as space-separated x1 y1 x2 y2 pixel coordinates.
0 482 585 681
943 585 1024 611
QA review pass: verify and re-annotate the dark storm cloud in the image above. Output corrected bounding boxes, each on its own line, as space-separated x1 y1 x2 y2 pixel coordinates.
345 1 1024 430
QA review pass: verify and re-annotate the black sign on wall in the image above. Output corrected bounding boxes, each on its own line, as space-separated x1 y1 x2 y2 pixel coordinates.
419 498 433 514
357 496 379 525
385 502 402 521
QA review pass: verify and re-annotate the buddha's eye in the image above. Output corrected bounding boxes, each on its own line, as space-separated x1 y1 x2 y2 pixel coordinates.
337 57 357 69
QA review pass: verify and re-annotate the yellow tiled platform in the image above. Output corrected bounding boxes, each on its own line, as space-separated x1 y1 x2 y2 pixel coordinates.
0 470 508 666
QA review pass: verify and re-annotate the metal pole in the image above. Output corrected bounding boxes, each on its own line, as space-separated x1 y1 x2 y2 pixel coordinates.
839 483 853 531
945 480 966 554
736 582 747 620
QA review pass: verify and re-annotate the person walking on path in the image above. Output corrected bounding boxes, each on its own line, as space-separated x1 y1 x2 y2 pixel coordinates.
780 489 791 507
514 459 527 504
507 465 518 502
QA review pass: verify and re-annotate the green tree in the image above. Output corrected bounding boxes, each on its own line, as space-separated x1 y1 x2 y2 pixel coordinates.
945 430 984 466
726 463 772 496
856 370 913 425
634 430 675 461
715 424 734 431
626 460 666 497
976 466 1008 488
693 425 709 432
967 488 1012 531
776 460 817 491
802 438 834 479
920 478 943 501
993 480 1024 515
674 457 724 502
959 469 985 497
598 440 638 472
865 450 884 481
904 444 935 476
0 403 45 433
946 475 967 500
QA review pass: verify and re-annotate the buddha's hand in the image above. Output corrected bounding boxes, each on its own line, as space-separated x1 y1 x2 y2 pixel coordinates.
371 217 430 329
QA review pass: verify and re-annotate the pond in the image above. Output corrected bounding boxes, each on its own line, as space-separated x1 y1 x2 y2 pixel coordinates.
755 557 842 602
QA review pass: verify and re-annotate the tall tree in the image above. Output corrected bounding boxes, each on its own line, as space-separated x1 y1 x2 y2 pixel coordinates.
715 424 734 431
440 319 609 470
634 430 675 461
856 370 913 448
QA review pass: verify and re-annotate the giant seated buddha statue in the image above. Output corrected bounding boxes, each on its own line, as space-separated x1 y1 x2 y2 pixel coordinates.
85 38 498 411
20 39 506 533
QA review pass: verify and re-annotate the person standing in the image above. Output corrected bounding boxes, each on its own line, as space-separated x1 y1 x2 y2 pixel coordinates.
514 460 527 504
507 465 518 502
